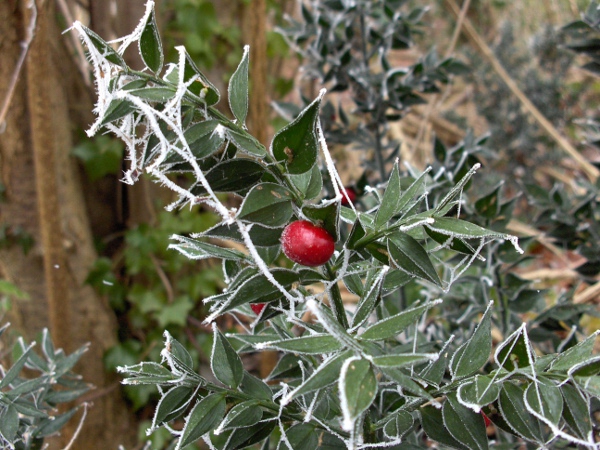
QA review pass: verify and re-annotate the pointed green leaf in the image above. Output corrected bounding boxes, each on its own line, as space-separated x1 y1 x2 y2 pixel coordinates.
285 423 319 450
457 376 500 411
179 47 220 105
524 379 563 426
177 394 226 449
450 303 492 379
387 232 441 286
228 45 249 125
494 324 534 372
394 168 431 219
375 161 402 229
128 87 175 102
226 127 267 157
169 235 249 262
302 202 339 241
201 221 283 247
359 300 440 341
216 401 262 433
256 334 343 355
419 335 454 387
550 331 598 372
562 384 593 441
139 7 163 73
443 393 488 450
79 24 126 67
498 382 545 443
191 159 265 195
382 367 435 400
350 268 387 330
237 183 293 227
0 404 19 443
339 357 377 431
239 371 272 401
153 386 195 426
427 217 510 241
382 411 414 440
0 344 33 389
371 353 437 369
211 327 244 388
271 92 323 174
34 408 79 438
435 163 480 214
421 405 469 450
100 98 135 125
289 164 323 200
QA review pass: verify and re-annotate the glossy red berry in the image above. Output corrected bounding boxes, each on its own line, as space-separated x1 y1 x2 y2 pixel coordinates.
341 187 357 206
250 303 265 315
281 220 335 267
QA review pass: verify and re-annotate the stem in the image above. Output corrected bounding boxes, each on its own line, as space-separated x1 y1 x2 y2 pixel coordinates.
326 263 349 330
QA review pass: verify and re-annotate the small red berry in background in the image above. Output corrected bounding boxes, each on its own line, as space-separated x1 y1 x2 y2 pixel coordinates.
281 220 335 267
250 303 266 315
341 187 357 206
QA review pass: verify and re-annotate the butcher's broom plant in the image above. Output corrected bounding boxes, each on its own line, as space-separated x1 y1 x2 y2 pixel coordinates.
71 2 599 448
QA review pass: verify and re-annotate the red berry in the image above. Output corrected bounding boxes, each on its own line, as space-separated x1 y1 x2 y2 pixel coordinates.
281 220 335 267
251 303 265 315
341 187 357 206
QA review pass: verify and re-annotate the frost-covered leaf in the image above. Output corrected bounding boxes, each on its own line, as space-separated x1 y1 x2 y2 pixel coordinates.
190 159 265 195
256 334 343 355
118 361 176 385
359 300 441 341
435 163 480 214
494 324 534 372
498 382 545 443
450 302 492 380
382 410 414 440
419 335 454 387
169 235 248 262
302 202 339 241
152 386 195 427
371 353 437 369
443 393 488 450
289 164 323 200
350 267 387 330
216 400 262 433
139 6 163 73
177 394 226 449
387 232 441 286
229 45 249 125
457 375 500 412
0 344 33 389
375 160 402 229
421 405 469 450
78 24 126 67
393 167 430 219
211 327 244 388
524 379 563 427
179 48 220 105
339 357 377 431
239 371 272 401
34 408 79 438
0 404 19 443
226 127 267 157
550 331 598 372
427 217 507 240
561 384 593 441
285 423 319 450
237 183 294 227
567 355 600 377
271 91 323 174
201 221 283 247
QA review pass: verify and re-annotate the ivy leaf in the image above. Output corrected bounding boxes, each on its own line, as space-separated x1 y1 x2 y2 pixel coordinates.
387 231 441 286
211 327 244 388
339 357 377 431
176 394 226 449
139 7 163 74
228 45 249 125
450 302 492 380
271 91 323 174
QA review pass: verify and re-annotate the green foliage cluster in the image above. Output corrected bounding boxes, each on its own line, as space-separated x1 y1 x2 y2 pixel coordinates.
0 325 89 449
67 0 600 449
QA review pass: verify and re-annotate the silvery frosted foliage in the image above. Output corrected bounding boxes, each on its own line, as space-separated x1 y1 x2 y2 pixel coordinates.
0 325 89 450
72 2 599 449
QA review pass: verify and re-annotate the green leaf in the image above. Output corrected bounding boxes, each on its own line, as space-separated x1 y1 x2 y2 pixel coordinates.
153 386 195 426
237 183 294 227
0 344 33 389
375 161 402 229
179 48 220 105
79 24 126 67
457 376 501 411
35 408 78 438
302 202 339 241
450 302 492 379
568 355 600 377
339 357 377 431
289 164 323 200
128 87 175 102
575 375 600 397
0 404 19 443
285 423 319 450
427 217 509 241
498 382 545 443
216 400 262 433
177 394 226 449
350 267 387 330
271 92 323 174
226 421 276 449
285 350 352 401
228 45 249 125
494 324 534 372
100 98 135 125
421 404 469 450
169 235 249 261
382 367 435 400
191 159 265 195
226 127 267 157
443 393 488 450
118 361 176 385
561 384 593 441
139 7 163 73
359 300 440 341
393 168 430 219
211 327 244 388
201 221 283 247
387 232 441 286
239 371 272 401
163 332 195 373
371 353 437 369
524 379 563 427
382 410 414 440
435 163 480 214
551 331 599 372
256 334 343 355
419 335 454 387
